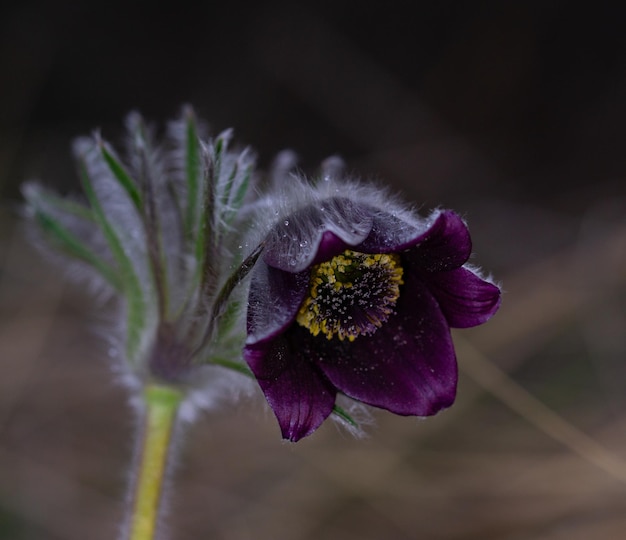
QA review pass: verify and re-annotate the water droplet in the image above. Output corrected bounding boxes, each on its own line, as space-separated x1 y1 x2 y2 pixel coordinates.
284 219 290 226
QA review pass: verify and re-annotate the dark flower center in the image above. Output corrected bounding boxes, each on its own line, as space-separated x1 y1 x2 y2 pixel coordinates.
296 249 404 341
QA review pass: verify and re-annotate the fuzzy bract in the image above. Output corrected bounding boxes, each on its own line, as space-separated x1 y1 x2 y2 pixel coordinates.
23 107 259 394
244 177 501 441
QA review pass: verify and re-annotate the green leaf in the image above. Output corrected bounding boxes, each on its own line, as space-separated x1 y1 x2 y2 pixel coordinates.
214 299 241 340
36 190 95 222
184 109 201 240
78 157 147 362
332 405 359 429
192 241 264 356
209 357 253 377
230 163 252 211
100 143 143 211
33 210 121 289
195 143 218 298
124 115 170 320
220 154 238 210
223 162 252 226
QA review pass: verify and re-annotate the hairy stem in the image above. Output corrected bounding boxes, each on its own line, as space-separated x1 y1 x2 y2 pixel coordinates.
126 385 183 540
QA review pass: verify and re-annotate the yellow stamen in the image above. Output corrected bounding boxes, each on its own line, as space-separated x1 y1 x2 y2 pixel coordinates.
296 249 404 341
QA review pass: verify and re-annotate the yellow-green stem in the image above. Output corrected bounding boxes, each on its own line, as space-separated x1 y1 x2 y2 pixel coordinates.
127 384 183 540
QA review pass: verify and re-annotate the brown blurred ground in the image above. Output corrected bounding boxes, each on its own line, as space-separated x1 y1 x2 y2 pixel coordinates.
2 2 626 539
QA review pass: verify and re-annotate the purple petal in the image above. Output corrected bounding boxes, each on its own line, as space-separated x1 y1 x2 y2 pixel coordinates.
357 210 470 271
244 333 336 441
310 230 348 265
315 275 457 416
357 210 423 253
425 267 501 328
262 198 374 272
246 262 310 343
402 211 472 272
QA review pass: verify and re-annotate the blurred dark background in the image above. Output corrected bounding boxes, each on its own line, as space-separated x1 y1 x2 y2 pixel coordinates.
2 2 626 539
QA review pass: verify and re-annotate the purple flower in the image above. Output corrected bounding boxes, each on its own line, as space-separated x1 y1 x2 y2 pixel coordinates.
244 190 500 441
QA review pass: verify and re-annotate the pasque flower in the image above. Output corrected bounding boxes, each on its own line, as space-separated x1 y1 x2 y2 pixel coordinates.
22 107 501 538
244 177 501 441
22 108 500 539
